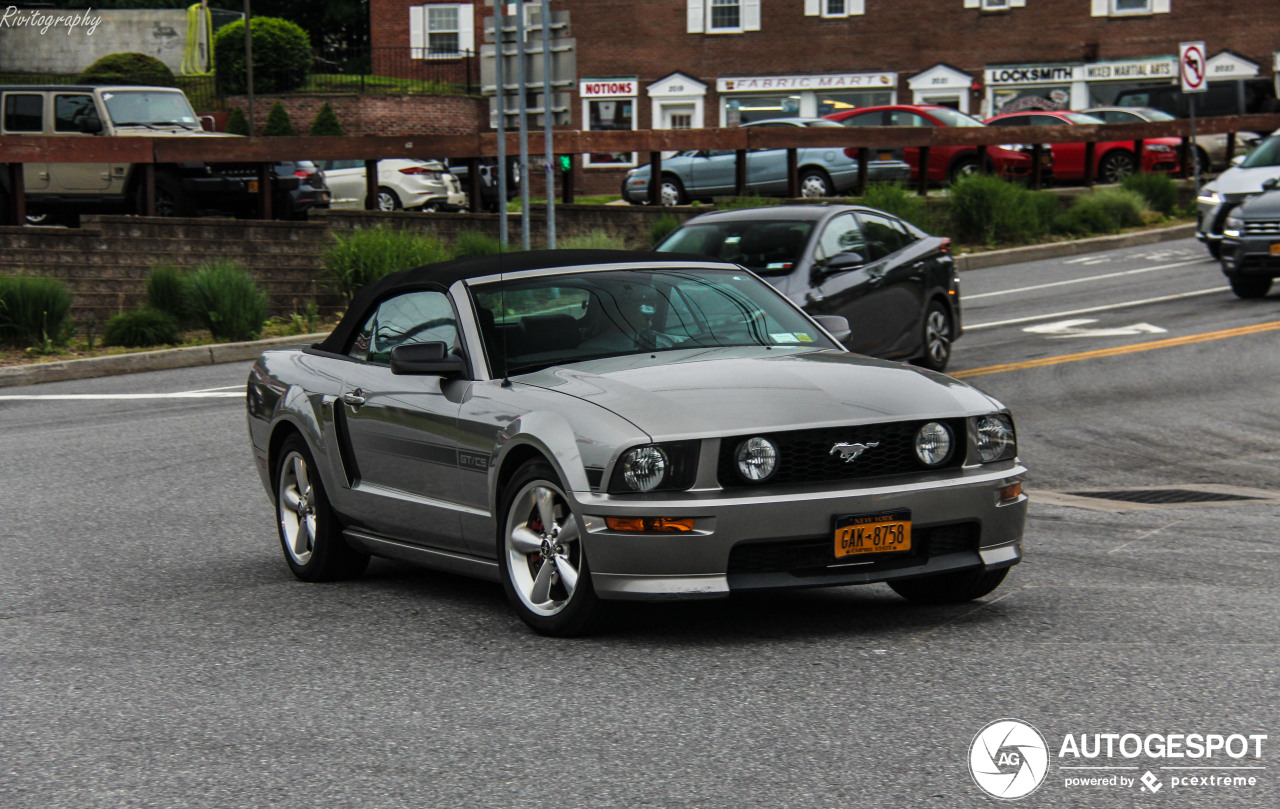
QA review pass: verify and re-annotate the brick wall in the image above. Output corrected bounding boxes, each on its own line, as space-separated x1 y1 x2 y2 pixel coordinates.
220 93 488 136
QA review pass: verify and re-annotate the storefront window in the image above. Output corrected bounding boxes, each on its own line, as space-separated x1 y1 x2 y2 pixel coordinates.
817 90 894 117
726 95 800 125
586 98 634 166
1088 80 1168 107
992 86 1072 114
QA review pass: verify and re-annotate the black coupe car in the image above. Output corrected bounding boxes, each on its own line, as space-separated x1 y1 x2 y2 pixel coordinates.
655 205 961 370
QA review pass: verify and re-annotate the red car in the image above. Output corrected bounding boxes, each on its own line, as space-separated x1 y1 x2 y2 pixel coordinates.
823 104 1045 184
983 110 1181 184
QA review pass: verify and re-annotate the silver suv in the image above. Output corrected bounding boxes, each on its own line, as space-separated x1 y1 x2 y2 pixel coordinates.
0 85 322 224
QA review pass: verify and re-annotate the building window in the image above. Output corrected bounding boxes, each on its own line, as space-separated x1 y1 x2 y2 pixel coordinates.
709 0 740 30
410 4 474 59
826 0 846 13
982 0 1009 8
1113 0 1151 11
669 113 693 129
1093 0 1168 15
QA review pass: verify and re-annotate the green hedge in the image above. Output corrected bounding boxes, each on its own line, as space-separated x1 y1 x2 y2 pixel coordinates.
103 308 181 348
323 227 450 302
77 52 176 87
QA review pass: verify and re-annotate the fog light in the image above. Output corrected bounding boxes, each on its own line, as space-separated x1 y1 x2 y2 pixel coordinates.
605 516 696 533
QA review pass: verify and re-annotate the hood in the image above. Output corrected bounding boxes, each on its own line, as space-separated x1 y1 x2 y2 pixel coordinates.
112 124 238 138
1206 165 1280 196
516 347 1003 440
1235 189 1280 218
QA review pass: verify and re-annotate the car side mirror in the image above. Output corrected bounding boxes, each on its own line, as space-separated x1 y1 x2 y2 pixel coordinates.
390 341 467 376
78 117 103 135
817 252 866 278
1231 155 1247 167
812 315 851 343
1263 177 1279 191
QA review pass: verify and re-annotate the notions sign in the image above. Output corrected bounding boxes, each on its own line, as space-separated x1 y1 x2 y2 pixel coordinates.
1180 42 1207 93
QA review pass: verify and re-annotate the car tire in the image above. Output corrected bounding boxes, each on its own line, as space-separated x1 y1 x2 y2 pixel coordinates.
274 434 369 582
498 460 603 636
377 187 401 212
888 567 1009 604
153 174 193 217
1098 150 1135 184
947 157 980 183
659 175 686 207
1228 276 1271 299
915 300 954 372
799 169 834 198
1206 241 1222 260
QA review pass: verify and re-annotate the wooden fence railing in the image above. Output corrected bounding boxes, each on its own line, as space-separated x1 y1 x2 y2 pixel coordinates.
3 114 1278 224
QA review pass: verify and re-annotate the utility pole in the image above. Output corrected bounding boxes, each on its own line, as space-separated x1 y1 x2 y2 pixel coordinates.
494 1 508 248
541 0 555 248
514 0 531 250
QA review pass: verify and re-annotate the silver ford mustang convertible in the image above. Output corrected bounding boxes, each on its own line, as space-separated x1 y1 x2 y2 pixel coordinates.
247 250 1027 635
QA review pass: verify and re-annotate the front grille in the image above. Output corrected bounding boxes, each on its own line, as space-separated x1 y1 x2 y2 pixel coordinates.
717 419 966 488
727 522 979 576
1243 220 1280 236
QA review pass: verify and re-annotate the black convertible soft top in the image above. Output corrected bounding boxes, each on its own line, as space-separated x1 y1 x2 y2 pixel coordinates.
315 248 731 355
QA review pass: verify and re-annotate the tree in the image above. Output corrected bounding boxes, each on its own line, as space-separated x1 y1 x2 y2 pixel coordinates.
308 103 344 136
77 52 176 87
262 102 296 136
213 17 311 95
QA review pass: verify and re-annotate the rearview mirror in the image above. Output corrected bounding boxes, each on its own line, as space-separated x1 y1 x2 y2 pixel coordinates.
390 341 467 376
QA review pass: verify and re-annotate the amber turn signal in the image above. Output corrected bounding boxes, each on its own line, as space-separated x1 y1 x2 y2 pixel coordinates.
605 516 696 533
999 483 1023 503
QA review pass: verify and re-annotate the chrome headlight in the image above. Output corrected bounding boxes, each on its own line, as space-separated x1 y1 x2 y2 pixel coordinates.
914 422 954 467
1224 215 1244 238
1146 143 1174 153
619 445 667 492
973 414 1017 463
735 436 779 482
1197 188 1221 205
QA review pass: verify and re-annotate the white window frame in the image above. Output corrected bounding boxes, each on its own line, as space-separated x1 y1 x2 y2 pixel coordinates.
409 4 475 59
805 0 865 16
581 85 638 169
1092 0 1169 15
965 0 1025 8
708 0 742 32
687 0 760 33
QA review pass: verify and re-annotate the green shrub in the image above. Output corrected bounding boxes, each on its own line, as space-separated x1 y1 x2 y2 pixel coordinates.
0 276 73 348
712 195 774 211
857 183 941 232
1121 172 1177 216
145 265 191 325
185 261 269 342
262 102 296 137
648 214 682 246
1053 205 1117 236
451 229 502 258
225 106 251 136
1052 188 1148 236
213 17 311 94
77 52 176 87
308 102 344 136
557 230 630 250
103 308 181 348
323 227 450 302
947 173 1051 246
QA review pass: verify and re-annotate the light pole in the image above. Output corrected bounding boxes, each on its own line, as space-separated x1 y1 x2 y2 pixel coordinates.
243 0 255 133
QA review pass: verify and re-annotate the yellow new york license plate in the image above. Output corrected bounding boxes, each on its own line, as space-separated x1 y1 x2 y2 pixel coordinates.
247 180 259 193
834 511 912 558
1269 243 1280 256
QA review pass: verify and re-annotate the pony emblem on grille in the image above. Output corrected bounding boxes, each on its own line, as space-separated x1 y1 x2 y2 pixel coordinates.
830 441 880 463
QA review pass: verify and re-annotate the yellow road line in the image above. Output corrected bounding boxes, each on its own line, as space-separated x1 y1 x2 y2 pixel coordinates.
952 320 1280 379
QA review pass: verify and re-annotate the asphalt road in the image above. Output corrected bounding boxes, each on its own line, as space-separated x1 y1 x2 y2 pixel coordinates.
1 238 1277 808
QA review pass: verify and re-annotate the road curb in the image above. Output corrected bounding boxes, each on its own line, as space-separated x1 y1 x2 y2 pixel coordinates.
953 222 1197 271
0 223 1200 388
0 333 328 389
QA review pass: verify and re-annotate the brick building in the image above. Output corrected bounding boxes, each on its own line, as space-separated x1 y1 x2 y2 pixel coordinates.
373 1 1280 193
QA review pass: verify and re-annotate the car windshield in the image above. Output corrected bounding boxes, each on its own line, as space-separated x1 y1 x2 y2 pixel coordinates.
1064 113 1105 125
471 267 836 375
102 90 199 126
655 220 814 276
926 108 985 127
1239 136 1280 168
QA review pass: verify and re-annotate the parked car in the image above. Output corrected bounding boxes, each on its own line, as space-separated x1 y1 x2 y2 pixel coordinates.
984 110 1181 184
622 117 912 205
654 204 961 370
823 104 1048 184
247 250 1026 635
1196 132 1280 258
1114 78 1278 126
1081 106 1259 173
0 84 305 224
319 158 466 212
445 157 521 212
1216 181 1280 298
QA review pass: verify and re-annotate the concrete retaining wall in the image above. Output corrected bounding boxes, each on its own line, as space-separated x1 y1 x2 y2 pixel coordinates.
0 8 191 74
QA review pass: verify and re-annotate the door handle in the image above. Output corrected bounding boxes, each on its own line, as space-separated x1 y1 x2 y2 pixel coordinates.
342 388 366 407
867 268 885 285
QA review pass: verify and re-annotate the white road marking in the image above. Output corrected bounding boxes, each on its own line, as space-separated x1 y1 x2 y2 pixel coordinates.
1023 319 1168 338
1062 255 1112 266
967 286 1230 330
0 392 243 401
189 385 244 392
966 259 1204 300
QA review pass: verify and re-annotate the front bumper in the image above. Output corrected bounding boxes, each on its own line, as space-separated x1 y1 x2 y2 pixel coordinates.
573 462 1027 600
1220 236 1280 278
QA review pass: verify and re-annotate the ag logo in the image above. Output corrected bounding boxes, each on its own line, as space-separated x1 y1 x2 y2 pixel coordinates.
969 719 1050 800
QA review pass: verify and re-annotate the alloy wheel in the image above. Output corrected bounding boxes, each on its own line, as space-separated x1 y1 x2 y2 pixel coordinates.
505 481 583 617
278 450 317 565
